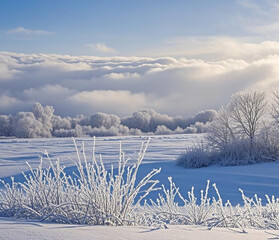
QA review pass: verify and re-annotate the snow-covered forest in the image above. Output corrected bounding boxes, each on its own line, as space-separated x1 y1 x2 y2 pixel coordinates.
0 103 216 138
1 136 279 233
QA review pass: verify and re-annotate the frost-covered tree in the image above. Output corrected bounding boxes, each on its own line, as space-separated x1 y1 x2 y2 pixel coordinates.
51 115 72 131
228 90 266 158
192 110 217 124
122 109 216 133
122 111 152 132
89 112 121 129
271 89 279 124
207 107 236 149
0 115 13 136
155 125 172 135
11 103 54 138
32 102 54 137
12 112 44 138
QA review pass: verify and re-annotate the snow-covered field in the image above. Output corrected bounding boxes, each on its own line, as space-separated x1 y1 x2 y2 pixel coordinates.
1 133 279 239
1 134 279 205
1 217 278 240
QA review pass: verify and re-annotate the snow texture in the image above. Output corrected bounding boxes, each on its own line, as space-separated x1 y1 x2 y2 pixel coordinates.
0 217 277 240
1 134 279 206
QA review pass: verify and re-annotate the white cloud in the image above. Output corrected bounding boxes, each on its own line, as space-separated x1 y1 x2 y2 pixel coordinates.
1 50 279 117
104 72 140 79
144 36 279 61
23 85 76 101
236 0 279 38
69 90 150 116
5 27 54 35
0 95 22 109
85 43 116 54
237 0 267 15
247 22 279 35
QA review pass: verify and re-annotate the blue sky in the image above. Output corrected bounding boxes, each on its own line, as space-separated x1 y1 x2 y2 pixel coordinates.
0 0 277 56
1 0 279 117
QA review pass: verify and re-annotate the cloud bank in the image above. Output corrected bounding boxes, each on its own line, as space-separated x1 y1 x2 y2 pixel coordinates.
5 27 54 35
0 44 279 117
85 43 116 54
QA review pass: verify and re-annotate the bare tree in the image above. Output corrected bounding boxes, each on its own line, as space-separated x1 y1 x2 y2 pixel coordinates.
271 89 279 124
228 90 267 158
207 107 235 150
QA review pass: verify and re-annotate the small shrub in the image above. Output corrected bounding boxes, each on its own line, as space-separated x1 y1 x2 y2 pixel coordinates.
176 142 213 168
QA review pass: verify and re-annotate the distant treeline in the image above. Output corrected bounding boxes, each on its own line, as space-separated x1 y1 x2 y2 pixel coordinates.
0 103 217 138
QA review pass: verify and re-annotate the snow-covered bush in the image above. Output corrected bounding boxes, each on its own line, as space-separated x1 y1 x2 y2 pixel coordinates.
0 138 160 225
176 142 213 168
53 125 83 137
145 178 279 230
213 139 255 166
145 179 216 226
184 126 198 134
155 125 172 135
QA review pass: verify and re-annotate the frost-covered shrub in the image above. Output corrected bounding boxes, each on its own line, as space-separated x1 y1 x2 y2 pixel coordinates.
176 142 213 168
128 128 143 135
177 136 279 168
257 125 279 162
0 138 160 225
146 178 279 230
53 125 83 137
155 125 172 135
184 126 198 134
85 125 124 137
146 179 216 226
83 124 143 137
193 122 209 133
214 139 254 166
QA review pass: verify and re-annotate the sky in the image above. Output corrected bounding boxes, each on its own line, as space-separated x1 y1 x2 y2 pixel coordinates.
0 0 279 117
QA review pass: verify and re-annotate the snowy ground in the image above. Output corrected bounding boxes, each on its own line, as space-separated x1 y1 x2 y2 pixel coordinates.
1 134 279 239
1 217 278 240
1 134 279 205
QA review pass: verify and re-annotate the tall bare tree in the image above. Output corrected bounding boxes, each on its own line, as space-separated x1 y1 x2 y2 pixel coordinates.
228 90 267 158
271 89 279 124
207 107 235 150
